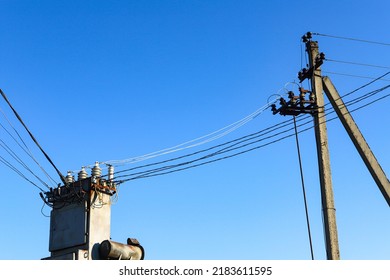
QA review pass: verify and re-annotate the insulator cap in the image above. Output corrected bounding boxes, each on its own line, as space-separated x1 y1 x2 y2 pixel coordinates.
91 161 102 177
108 165 114 181
78 167 88 180
65 171 74 184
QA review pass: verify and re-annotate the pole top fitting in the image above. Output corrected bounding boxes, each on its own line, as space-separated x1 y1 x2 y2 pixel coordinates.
302 32 312 43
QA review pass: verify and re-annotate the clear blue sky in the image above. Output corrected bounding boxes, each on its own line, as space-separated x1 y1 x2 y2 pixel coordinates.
0 0 389 260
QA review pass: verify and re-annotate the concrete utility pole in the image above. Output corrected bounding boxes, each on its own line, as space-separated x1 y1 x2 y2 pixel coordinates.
271 38 340 259
322 77 390 206
306 40 340 260
41 163 144 260
272 33 389 259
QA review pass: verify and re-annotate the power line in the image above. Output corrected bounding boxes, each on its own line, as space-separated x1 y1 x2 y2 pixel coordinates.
118 90 390 183
293 116 314 260
323 71 390 82
114 115 313 182
0 155 46 192
115 81 390 184
312 32 390 46
117 110 325 182
349 91 390 113
109 111 315 181
329 71 390 100
111 117 295 177
100 85 318 177
115 113 314 182
115 73 390 180
0 108 58 186
345 85 390 108
101 100 275 167
117 131 298 183
325 58 390 69
0 139 51 189
0 89 66 184
93 82 301 171
90 70 364 176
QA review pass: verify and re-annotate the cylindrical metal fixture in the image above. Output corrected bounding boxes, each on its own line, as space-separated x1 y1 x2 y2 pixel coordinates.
65 171 74 184
78 167 88 180
108 165 114 181
99 240 144 260
91 161 102 177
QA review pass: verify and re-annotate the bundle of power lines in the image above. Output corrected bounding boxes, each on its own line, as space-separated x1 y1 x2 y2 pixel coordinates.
0 32 389 194
96 71 390 185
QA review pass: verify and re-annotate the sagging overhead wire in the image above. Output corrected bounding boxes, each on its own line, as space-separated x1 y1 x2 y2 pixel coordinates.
114 77 388 182
96 81 303 172
99 94 286 169
116 88 390 184
112 112 315 183
88 83 302 179
112 116 301 179
102 104 270 166
111 70 387 181
113 75 390 184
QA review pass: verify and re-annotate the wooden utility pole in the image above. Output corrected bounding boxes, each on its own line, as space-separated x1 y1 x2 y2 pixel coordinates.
306 41 340 260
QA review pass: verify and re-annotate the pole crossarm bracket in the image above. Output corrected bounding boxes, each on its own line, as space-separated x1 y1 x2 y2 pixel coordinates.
271 88 317 116
298 52 325 83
